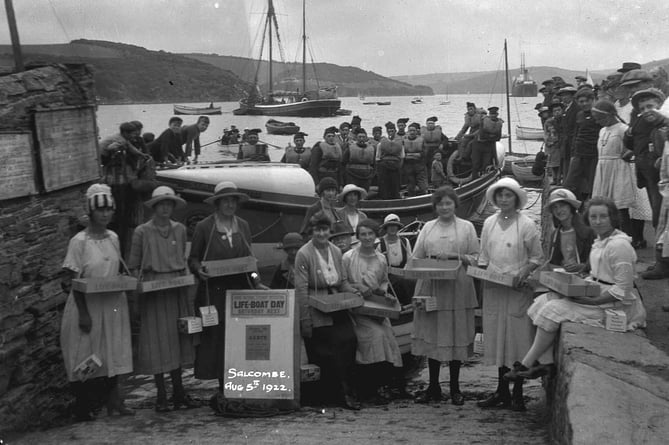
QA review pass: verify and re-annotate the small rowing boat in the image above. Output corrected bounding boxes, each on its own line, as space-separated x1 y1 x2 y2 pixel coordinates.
265 119 300 135
173 104 222 115
516 125 544 141
510 155 543 184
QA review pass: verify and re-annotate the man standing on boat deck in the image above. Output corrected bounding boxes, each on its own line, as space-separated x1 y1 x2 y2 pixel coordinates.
396 118 410 140
309 126 344 187
541 79 555 106
350 115 362 134
470 107 503 180
562 88 602 201
369 126 383 150
422 116 444 183
237 128 270 162
147 116 185 164
377 121 405 199
342 128 376 192
558 86 579 181
181 115 209 164
336 122 353 150
402 123 428 196
281 132 311 170
455 102 484 160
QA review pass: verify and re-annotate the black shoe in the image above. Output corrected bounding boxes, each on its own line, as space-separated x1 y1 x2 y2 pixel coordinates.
519 363 554 380
155 399 171 413
343 394 361 410
173 393 198 410
511 397 526 412
504 361 529 381
415 386 443 404
477 392 511 408
451 391 465 406
641 268 669 280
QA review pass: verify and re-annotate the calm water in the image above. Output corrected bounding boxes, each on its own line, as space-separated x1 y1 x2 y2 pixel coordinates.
96 93 545 163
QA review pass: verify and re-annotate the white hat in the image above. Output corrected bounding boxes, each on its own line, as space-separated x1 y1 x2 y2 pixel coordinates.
485 177 527 209
144 186 186 209
545 188 581 211
338 184 368 202
381 213 404 229
204 181 250 205
85 183 114 213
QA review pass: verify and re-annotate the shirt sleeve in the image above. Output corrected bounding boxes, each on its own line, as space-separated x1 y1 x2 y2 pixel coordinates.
605 239 637 302
62 233 85 274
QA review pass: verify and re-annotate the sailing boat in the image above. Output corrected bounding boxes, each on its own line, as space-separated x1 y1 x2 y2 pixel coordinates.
233 0 341 117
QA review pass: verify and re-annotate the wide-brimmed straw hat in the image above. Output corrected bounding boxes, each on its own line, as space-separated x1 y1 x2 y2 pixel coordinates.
276 232 304 250
545 188 581 211
144 185 186 209
485 177 527 209
329 221 354 240
204 181 250 205
338 184 367 202
380 213 404 230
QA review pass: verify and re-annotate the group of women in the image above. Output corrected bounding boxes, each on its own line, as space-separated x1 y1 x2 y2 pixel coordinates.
60 170 648 420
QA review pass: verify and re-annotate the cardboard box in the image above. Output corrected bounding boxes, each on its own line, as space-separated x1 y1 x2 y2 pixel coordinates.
389 259 461 280
177 316 203 334
307 292 363 313
138 274 195 293
605 309 627 332
199 305 219 327
466 266 516 288
539 271 600 297
72 354 102 381
412 295 438 312
352 297 401 319
300 364 321 382
473 333 484 355
202 256 257 278
72 276 138 294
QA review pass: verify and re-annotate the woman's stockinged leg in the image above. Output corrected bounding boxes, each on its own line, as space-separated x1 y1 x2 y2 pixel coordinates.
522 327 557 368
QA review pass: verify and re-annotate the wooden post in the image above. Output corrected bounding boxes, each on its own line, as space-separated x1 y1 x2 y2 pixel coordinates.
4 0 24 72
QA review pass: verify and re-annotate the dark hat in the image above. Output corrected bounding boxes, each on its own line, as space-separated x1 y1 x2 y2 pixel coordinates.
339 122 351 130
351 115 362 124
537 106 550 114
293 131 308 139
631 88 666 109
488 106 499 114
466 102 475 107
168 116 183 125
248 128 262 135
541 79 554 85
620 69 653 87
323 126 339 137
317 177 338 195
308 211 332 231
120 122 136 133
276 232 304 250
539 86 548 93
426 116 438 123
328 221 354 240
397 117 410 124
557 86 578 95
574 87 595 100
372 126 383 132
204 181 250 205
552 76 564 83
591 99 617 116
352 127 367 135
385 121 396 129
408 122 421 130
549 102 564 111
575 75 587 81
618 62 641 73
534 103 544 111
606 72 623 82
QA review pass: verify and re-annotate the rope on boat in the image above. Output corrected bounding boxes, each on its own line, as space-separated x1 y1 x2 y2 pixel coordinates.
251 214 284 240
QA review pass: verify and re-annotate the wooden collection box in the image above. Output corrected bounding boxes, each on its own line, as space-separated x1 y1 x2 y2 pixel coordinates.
605 309 627 332
300 364 321 382
138 274 195 293
178 316 203 334
72 354 102 381
389 259 461 280
72 276 138 294
199 305 219 327
202 256 257 278
412 295 438 312
466 266 517 288
352 294 401 319
539 271 600 297
307 292 363 313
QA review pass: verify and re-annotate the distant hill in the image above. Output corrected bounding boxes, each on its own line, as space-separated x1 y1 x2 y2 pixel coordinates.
184 53 432 97
0 40 250 104
393 59 669 94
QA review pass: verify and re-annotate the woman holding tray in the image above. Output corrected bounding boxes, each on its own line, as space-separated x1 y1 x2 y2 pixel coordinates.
127 186 197 412
60 184 133 421
294 211 361 410
504 197 647 383
412 186 480 406
477 177 543 412
342 219 403 403
188 181 258 395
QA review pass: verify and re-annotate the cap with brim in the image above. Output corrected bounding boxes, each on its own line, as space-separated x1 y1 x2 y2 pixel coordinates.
338 184 368 202
618 62 641 73
275 232 304 250
545 188 581 211
541 79 554 85
317 177 339 195
204 181 250 205
631 88 667 109
575 75 587 81
329 221 354 239
145 185 186 209
557 86 577 95
485 177 527 209
620 69 653 87
381 213 404 230
549 103 564 111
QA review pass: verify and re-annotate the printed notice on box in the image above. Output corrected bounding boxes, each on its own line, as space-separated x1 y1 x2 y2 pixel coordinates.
225 290 297 401
231 292 288 316
0 133 37 200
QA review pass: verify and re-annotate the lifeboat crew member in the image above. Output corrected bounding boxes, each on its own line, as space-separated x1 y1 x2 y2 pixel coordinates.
396 118 410 140
336 122 353 150
455 102 484 160
309 126 343 187
421 116 444 183
369 126 383 150
471 106 503 180
281 132 311 170
350 115 362 134
342 128 376 192
402 123 428 196
376 121 405 200
237 128 270 161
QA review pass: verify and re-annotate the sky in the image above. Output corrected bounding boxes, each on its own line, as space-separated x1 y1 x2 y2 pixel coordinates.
1 0 668 77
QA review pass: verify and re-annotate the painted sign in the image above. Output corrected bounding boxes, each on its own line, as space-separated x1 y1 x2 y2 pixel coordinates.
0 133 37 200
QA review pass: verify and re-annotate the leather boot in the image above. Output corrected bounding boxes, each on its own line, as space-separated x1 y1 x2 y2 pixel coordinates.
477 367 511 408
171 368 198 409
641 248 669 280
511 378 526 411
449 360 464 406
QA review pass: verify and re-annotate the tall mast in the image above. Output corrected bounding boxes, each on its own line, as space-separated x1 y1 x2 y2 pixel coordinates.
302 0 306 94
268 0 274 95
4 0 24 72
504 39 512 154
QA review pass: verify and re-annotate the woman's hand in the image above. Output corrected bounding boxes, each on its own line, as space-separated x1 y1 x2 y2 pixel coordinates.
197 266 211 281
514 265 534 289
300 319 313 339
563 263 587 274
79 311 92 333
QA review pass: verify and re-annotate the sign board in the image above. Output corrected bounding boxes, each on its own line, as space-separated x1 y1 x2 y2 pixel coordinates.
0 133 38 200
307 292 363 313
34 107 100 191
72 276 138 294
224 289 299 408
202 256 257 278
466 266 517 288
137 274 195 293
389 259 461 280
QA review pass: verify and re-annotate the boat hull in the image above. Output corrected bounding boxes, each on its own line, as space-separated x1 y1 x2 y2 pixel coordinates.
233 99 341 117
511 83 537 97
265 119 300 135
173 105 222 115
516 125 544 141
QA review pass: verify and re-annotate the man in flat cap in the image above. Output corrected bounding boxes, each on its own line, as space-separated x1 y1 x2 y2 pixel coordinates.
342 128 376 192
237 128 270 162
455 102 485 160
575 75 588 88
309 126 343 186
281 131 311 170
376 122 405 199
337 122 353 150
402 122 428 196
470 106 503 179
540 84 553 107
421 116 445 182
558 86 579 179
396 117 410 140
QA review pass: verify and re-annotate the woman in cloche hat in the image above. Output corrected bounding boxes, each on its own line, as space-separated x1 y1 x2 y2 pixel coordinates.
338 184 368 236
477 177 543 412
300 177 342 235
187 181 262 397
127 186 197 412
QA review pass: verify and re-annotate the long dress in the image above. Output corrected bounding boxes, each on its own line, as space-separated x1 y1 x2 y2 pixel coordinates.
528 230 646 331
60 230 133 381
127 220 195 375
478 213 543 367
592 122 636 209
188 214 253 380
342 247 403 367
411 218 479 362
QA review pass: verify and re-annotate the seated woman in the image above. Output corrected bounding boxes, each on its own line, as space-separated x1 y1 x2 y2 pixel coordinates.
342 219 403 402
505 197 647 382
294 212 361 410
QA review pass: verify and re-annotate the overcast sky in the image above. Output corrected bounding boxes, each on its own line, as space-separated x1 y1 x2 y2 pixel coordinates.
1 0 668 76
